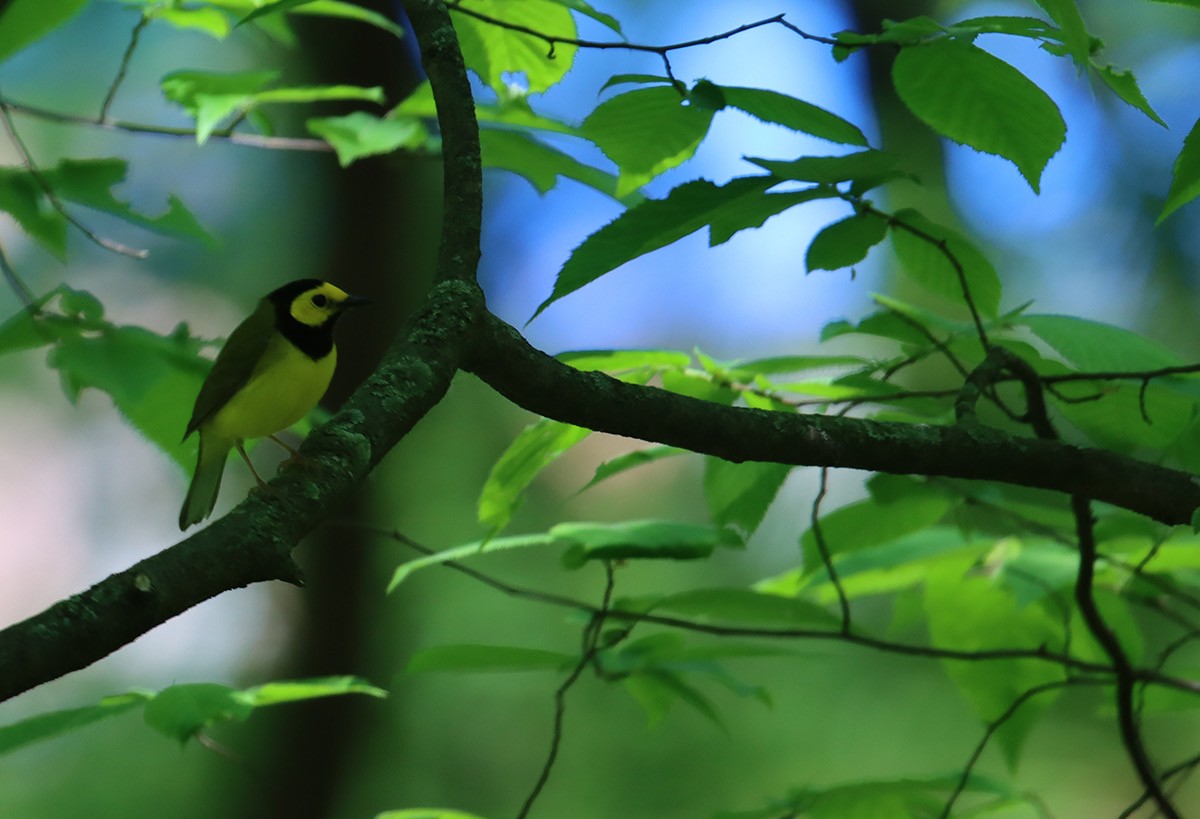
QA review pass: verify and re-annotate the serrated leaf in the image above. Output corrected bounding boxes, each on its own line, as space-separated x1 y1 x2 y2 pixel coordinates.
0 0 89 63
0 692 149 757
143 684 252 744
162 69 280 143
1032 0 1094 67
892 39 1065 192
924 559 1065 769
714 84 867 146
237 676 386 706
406 644 574 674
799 491 954 573
290 1 406 38
805 211 889 272
308 112 427 166
651 588 839 627
581 86 714 197
533 176 781 318
1159 116 1200 224
1090 63 1166 127
478 419 592 531
374 806 487 811
480 129 627 202
47 324 208 470
704 458 792 536
546 0 621 33
889 208 1002 317
579 445 687 493
149 6 231 39
558 519 739 568
622 669 724 730
388 532 559 591
452 0 576 95
748 150 902 184
557 348 691 372
1020 314 1183 370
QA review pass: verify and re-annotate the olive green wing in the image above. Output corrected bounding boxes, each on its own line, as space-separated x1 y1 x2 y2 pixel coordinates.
183 299 275 439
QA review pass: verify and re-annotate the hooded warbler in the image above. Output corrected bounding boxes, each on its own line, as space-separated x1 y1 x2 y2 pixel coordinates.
179 279 368 530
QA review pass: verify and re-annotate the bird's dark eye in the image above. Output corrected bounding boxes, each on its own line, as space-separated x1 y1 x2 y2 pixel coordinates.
311 293 328 308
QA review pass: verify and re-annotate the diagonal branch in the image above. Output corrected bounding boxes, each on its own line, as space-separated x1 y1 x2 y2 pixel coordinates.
0 0 486 705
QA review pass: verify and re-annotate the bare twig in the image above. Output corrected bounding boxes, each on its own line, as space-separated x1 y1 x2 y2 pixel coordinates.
0 93 148 258
515 562 616 819
939 678 1099 819
809 468 851 632
99 12 150 122
0 243 35 307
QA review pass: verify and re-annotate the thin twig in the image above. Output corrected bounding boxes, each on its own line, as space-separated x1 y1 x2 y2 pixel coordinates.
809 468 850 633
515 562 616 819
99 12 150 122
0 93 148 258
0 243 35 307
2 98 335 152
939 678 1100 819
1120 750 1200 818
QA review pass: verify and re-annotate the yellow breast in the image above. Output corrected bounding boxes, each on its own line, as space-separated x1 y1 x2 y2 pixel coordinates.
206 334 336 443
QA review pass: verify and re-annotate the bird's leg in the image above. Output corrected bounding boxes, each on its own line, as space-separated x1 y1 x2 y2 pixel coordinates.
269 434 312 471
235 442 270 489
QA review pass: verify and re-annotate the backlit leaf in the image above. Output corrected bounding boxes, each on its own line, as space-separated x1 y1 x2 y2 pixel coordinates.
892 38 1065 192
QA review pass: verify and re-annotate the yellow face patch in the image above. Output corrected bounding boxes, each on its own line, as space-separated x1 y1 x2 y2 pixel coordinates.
289 282 352 327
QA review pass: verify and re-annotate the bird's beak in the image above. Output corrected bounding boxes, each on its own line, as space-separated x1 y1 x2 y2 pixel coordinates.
340 293 371 309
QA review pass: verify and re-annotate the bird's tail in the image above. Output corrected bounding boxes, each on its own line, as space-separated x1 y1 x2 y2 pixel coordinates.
179 435 229 530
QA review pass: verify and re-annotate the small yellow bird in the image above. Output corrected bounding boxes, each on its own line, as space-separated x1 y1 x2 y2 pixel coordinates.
179 279 368 529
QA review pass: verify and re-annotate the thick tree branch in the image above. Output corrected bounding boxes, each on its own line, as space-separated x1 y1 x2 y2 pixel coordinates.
466 313 1200 527
0 0 485 704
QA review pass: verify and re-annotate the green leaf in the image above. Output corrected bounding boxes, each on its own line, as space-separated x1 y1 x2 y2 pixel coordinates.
290 1 406 38
558 520 740 568
480 129 627 202
704 458 792 536
748 150 902 184
1159 116 1200 224
805 211 889 272
650 588 839 627
143 683 253 744
578 445 687 493
1090 63 1166 127
0 692 149 757
0 0 89 63
393 83 579 137
709 83 868 146
477 419 592 531
47 324 209 470
557 348 691 372
146 5 231 39
452 0 576 95
406 644 574 674
388 532 559 591
1020 314 1183 371
889 208 1002 318
892 39 1065 192
308 112 427 166
545 0 622 33
376 811 490 819
235 0 316 27
622 669 724 730
1031 0 1095 67
799 490 954 573
581 86 715 197
143 677 383 744
236 676 386 706
924 559 1065 769
534 176 790 318
161 69 281 143
599 73 674 92
162 70 382 143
